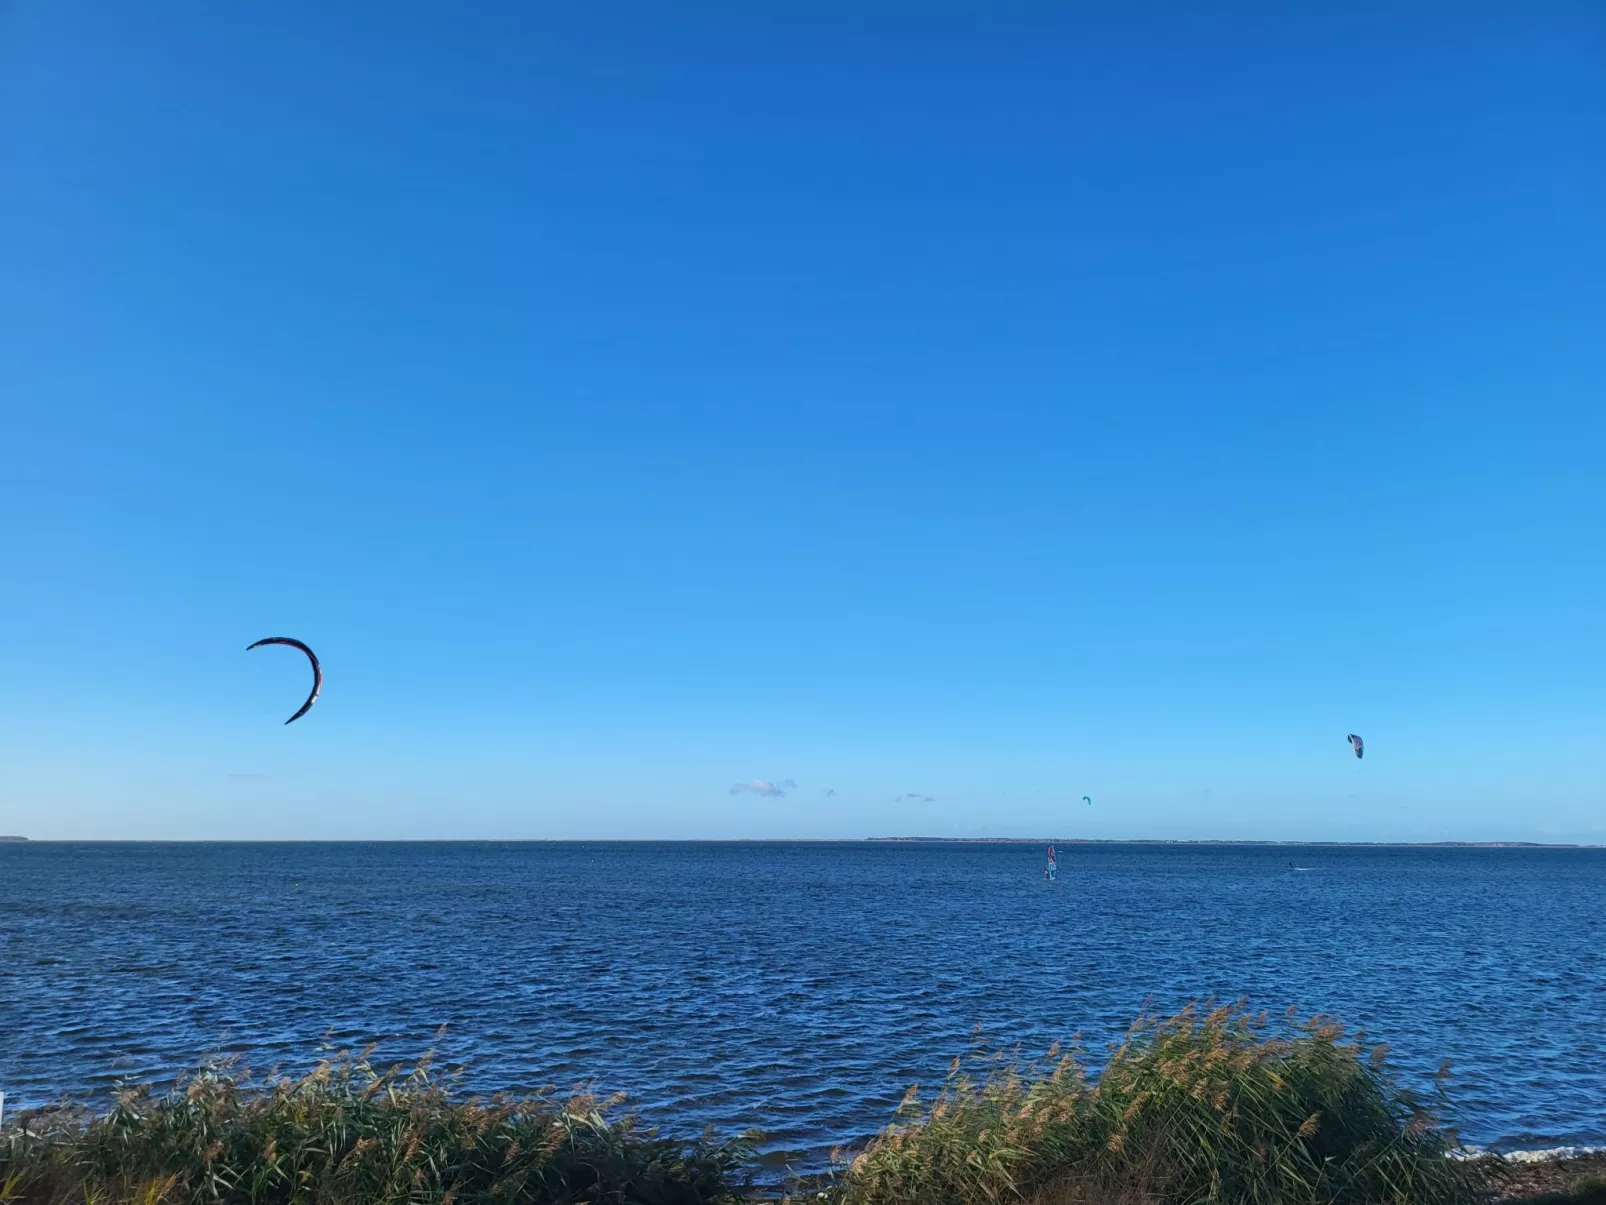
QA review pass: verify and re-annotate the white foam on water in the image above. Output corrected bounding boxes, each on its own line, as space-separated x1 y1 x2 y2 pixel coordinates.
1503 1147 1606 1163
1451 1145 1606 1162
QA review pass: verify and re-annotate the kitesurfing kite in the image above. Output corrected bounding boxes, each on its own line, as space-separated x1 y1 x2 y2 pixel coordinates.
1083 795 1092 806
247 637 322 724
1347 733 1364 760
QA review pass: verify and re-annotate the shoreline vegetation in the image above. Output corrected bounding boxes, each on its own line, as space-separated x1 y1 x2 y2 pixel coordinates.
3 1005 1602 1205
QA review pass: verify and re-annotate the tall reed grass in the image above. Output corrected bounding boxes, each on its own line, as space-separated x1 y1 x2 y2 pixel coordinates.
0 1049 750 1205
827 1002 1476 1205
0 1004 1506 1205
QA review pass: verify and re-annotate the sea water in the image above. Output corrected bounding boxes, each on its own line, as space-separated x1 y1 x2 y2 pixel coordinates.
2 841 1602 1173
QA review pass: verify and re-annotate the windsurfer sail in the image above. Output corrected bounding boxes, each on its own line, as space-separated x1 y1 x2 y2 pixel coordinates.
1044 844 1058 882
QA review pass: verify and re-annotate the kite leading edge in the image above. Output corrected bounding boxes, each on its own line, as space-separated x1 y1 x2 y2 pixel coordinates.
247 637 323 725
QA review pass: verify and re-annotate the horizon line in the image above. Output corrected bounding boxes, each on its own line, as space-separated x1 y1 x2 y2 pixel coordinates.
2 837 1601 848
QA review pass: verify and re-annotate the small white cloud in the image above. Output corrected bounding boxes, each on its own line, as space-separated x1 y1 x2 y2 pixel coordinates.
730 778 789 798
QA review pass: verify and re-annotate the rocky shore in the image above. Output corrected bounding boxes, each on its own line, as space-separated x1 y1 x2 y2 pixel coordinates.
1465 1150 1606 1202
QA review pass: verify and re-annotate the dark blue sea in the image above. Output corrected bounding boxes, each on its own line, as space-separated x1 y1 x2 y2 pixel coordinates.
2 842 1603 1175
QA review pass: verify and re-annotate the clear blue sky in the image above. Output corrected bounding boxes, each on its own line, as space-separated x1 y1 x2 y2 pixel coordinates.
3 2 1603 841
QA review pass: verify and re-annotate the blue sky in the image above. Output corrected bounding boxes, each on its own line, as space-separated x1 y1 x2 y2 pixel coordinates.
2 2 1603 841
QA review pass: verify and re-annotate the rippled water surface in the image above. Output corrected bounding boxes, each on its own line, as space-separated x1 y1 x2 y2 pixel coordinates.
3 842 1603 1171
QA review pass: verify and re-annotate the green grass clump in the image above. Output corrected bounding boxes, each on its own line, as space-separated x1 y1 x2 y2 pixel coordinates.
829 1002 1476 1205
0 1052 750 1205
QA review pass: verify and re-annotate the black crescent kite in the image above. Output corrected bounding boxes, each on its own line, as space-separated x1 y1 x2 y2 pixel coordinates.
247 637 323 724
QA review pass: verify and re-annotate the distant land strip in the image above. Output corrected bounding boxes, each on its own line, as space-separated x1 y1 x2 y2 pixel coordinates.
865 837 1602 848
2 836 1600 847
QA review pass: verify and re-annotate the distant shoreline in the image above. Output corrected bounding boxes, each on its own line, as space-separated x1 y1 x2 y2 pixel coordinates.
3 836 1602 848
866 837 1602 848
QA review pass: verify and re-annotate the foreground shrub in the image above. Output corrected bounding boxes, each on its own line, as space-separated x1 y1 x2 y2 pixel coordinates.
831 1002 1476 1205
0 1052 750 1205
